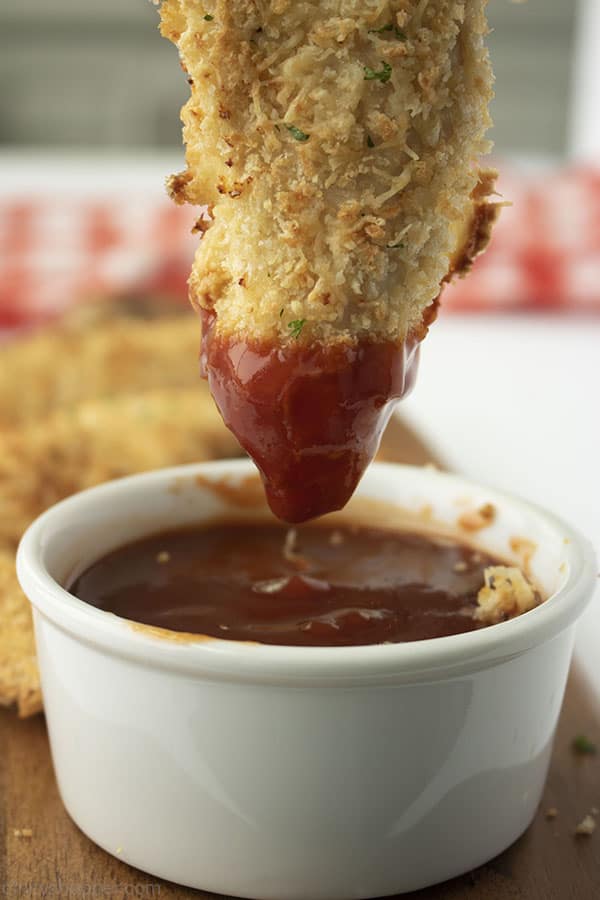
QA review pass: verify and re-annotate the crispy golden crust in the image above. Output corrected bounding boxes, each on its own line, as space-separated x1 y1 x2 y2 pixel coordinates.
0 302 243 717
449 168 503 279
0 552 41 718
475 565 539 625
0 388 242 716
0 316 202 429
0 389 241 552
160 0 495 344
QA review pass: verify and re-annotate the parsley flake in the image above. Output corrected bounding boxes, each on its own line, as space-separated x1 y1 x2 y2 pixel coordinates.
203 14 214 21
368 23 407 41
367 135 375 148
279 307 284 317
572 735 598 755
288 319 306 339
363 61 392 84
387 241 405 249
285 124 310 142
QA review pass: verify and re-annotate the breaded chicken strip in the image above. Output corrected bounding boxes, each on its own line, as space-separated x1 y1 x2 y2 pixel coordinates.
159 0 498 521
0 316 201 429
0 550 41 718
0 388 242 717
0 389 241 551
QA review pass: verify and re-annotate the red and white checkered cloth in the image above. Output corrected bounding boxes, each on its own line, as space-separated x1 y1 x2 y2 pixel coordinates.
443 166 600 312
1 164 599 332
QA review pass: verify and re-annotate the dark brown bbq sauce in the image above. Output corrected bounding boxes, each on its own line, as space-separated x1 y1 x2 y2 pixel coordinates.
200 310 421 523
69 522 500 646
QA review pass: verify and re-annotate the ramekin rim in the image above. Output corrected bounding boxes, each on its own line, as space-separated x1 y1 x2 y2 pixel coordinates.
16 460 597 684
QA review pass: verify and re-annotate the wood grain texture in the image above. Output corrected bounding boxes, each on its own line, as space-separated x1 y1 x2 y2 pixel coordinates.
1 418 598 898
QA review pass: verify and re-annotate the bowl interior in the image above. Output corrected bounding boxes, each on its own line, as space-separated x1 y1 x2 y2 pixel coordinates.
43 459 572 601
18 459 596 685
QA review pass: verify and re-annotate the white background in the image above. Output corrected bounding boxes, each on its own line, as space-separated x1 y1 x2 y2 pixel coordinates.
400 313 600 695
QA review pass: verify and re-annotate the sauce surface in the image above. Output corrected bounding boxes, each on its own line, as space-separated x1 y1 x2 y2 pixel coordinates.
70 521 500 646
200 310 421 523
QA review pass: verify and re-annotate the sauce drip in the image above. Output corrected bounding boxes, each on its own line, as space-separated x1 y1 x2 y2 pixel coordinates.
200 310 420 522
70 522 499 647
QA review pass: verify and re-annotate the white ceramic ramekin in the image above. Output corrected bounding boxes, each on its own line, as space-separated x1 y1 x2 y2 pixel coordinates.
17 460 596 899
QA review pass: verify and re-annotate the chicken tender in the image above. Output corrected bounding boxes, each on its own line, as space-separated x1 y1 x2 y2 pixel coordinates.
0 315 201 429
0 388 242 716
0 551 41 718
159 0 498 521
0 389 241 552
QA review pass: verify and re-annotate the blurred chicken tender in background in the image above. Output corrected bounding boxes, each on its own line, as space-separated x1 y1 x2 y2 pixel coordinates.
0 301 242 716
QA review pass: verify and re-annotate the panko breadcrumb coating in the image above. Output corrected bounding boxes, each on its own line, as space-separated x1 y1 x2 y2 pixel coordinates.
0 303 244 715
0 388 242 717
0 389 241 552
475 565 539 625
0 551 41 718
0 316 201 429
160 0 498 345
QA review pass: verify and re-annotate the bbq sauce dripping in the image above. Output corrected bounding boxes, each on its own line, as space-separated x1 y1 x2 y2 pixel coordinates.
200 310 420 522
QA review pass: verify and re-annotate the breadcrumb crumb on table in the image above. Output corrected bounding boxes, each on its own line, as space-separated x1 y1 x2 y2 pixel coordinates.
575 815 596 836
475 566 538 625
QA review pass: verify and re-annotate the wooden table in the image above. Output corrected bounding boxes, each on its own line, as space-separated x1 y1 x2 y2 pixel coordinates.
1 419 599 899
1 670 598 900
